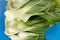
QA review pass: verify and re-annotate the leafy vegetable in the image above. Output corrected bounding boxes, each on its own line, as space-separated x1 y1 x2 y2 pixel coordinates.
5 0 60 40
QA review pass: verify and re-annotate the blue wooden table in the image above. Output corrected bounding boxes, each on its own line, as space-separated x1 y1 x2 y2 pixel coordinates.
0 0 60 40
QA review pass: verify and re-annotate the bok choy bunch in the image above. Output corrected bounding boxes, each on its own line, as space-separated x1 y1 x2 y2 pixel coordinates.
5 0 60 40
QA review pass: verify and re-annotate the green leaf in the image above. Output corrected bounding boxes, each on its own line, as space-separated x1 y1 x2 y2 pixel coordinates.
5 0 60 40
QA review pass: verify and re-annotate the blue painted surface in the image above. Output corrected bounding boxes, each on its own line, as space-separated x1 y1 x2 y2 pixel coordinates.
46 22 60 40
0 0 60 40
0 0 11 40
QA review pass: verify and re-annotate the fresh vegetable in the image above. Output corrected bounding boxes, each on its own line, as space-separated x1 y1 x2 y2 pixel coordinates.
5 0 60 40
